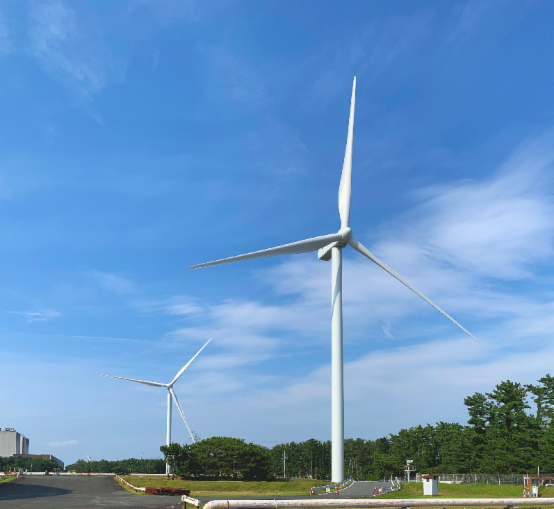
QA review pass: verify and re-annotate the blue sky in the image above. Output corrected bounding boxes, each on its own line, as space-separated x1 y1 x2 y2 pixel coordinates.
1 0 553 466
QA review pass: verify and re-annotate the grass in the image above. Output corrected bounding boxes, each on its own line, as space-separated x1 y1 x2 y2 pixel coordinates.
115 475 147 495
0 475 17 485
119 477 321 496
378 482 554 499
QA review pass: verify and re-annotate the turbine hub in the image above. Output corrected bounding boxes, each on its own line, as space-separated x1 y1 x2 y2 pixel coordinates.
339 226 352 242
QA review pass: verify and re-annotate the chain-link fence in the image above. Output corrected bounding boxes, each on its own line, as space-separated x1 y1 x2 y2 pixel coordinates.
404 474 554 485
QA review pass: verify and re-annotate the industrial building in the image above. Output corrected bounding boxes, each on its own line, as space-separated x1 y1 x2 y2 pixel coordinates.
0 428 29 456
0 428 64 469
12 454 64 469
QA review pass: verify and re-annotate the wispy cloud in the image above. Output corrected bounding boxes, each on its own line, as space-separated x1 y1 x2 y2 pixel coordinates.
49 439 77 446
200 43 268 109
0 11 12 54
164 296 203 316
94 271 134 293
307 11 434 108
158 131 554 388
445 0 494 46
9 309 62 323
27 0 119 96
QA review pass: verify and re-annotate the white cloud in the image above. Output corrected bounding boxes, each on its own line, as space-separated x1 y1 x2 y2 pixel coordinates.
387 133 554 282
49 439 78 446
0 11 12 54
153 131 554 433
10 309 62 322
77 131 554 445
27 0 118 96
164 296 203 316
94 271 134 293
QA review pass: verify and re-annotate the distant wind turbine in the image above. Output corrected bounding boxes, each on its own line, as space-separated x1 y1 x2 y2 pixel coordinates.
84 453 99 462
101 338 211 474
189 77 478 482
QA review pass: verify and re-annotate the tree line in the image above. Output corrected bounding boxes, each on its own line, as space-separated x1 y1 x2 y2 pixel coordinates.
64 458 166 474
0 456 62 472
162 375 554 479
68 374 554 479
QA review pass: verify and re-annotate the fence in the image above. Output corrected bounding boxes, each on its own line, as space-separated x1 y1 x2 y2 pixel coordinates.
407 474 554 485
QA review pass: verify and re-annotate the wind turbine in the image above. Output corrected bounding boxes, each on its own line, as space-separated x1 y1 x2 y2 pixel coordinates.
84 453 99 462
100 338 211 474
189 77 477 482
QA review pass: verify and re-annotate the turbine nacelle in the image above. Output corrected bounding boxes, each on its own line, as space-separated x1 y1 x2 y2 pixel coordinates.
318 228 352 261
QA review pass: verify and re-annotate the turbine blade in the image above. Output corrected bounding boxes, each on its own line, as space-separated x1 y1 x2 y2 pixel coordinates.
188 232 343 269
170 338 212 386
100 374 167 387
348 237 479 342
169 388 196 444
338 77 356 227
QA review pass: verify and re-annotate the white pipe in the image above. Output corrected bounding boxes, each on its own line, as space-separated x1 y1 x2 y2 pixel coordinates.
166 390 172 475
331 246 344 483
203 499 554 509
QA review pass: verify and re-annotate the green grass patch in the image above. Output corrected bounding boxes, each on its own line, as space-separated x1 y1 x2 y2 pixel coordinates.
0 475 17 485
379 482 554 499
120 477 319 496
115 475 146 495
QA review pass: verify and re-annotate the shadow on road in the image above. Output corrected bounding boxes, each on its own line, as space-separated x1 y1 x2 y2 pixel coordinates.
0 480 72 500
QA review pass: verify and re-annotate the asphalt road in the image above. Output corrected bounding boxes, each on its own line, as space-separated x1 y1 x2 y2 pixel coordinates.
0 476 391 508
0 476 182 509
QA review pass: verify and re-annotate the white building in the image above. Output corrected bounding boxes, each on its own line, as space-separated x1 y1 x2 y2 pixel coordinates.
0 428 29 457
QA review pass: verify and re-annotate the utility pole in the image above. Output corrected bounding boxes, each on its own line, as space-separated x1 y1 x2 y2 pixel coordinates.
283 449 287 479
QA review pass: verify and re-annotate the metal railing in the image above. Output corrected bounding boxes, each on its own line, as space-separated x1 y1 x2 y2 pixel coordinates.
414 474 554 485
203 498 554 509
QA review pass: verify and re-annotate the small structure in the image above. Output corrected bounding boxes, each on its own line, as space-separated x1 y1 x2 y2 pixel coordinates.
523 477 554 497
405 460 415 482
422 474 439 496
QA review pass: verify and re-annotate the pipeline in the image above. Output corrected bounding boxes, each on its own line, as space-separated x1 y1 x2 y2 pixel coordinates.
202 498 554 509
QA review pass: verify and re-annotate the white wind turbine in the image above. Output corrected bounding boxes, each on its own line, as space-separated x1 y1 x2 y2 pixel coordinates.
84 453 99 462
101 338 211 474
189 77 478 482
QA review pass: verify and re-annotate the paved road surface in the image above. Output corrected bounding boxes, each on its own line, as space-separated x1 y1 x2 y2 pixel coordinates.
0 476 391 508
336 481 393 498
0 476 181 509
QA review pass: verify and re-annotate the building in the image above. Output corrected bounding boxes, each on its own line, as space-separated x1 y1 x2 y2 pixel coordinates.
0 428 63 469
0 428 29 456
12 454 64 469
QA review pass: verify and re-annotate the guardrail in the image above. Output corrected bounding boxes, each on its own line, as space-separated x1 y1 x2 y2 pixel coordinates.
311 477 354 495
372 479 402 496
114 474 146 492
203 498 554 509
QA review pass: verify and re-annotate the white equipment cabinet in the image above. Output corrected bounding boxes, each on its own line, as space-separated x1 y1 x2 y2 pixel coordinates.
422 474 439 496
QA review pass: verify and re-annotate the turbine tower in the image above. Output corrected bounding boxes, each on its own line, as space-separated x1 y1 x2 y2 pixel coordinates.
101 338 211 474
189 77 477 482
